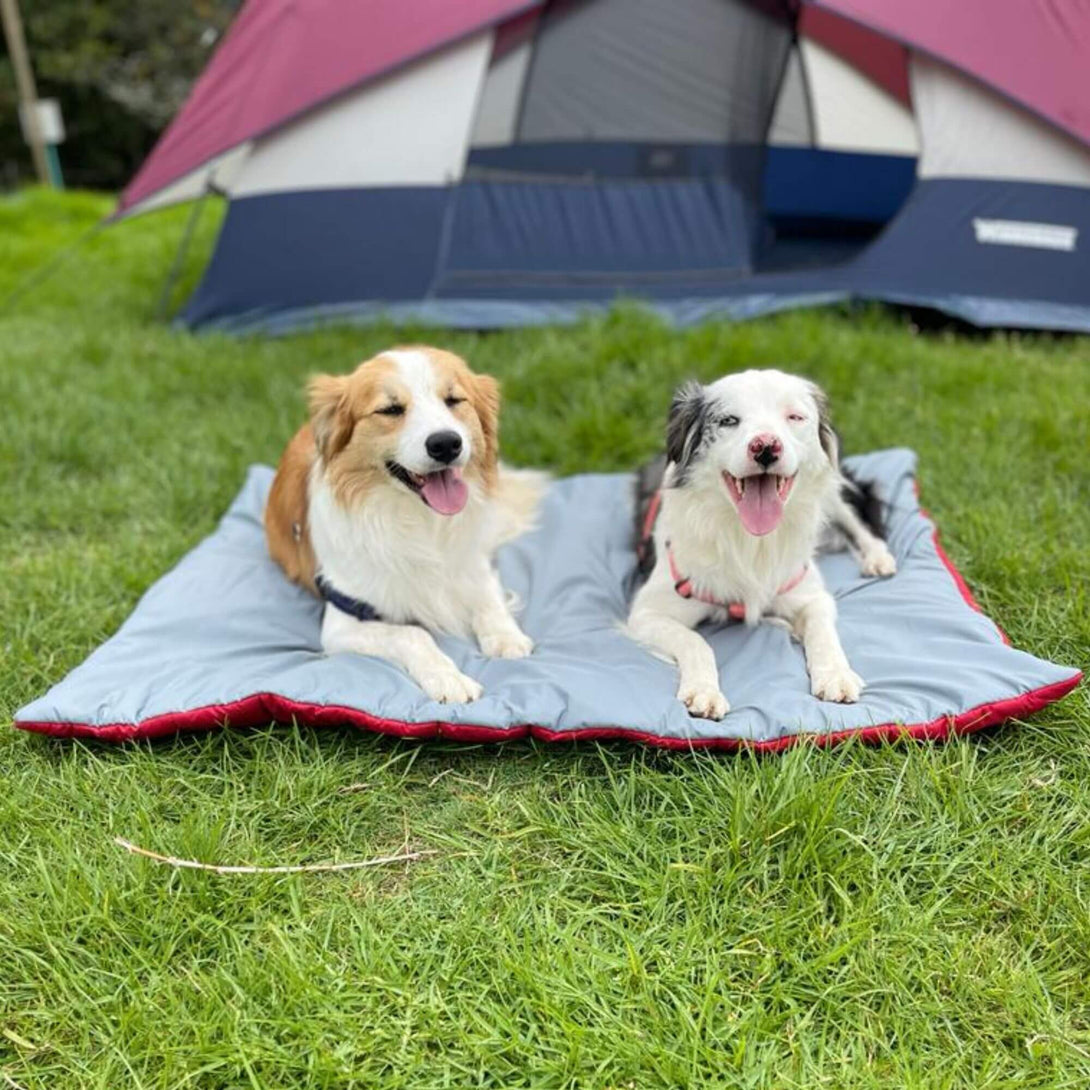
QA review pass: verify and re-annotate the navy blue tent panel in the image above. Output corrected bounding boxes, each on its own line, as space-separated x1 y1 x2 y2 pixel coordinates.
440 179 757 285
182 189 451 329
762 147 916 226
846 179 1090 306
183 173 1090 334
467 142 764 181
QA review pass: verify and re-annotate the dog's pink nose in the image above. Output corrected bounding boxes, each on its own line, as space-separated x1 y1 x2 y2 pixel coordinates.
748 433 782 468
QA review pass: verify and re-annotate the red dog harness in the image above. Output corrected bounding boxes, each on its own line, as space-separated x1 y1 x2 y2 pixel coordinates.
638 490 809 621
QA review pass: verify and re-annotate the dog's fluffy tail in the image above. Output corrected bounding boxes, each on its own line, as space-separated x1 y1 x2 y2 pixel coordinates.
840 465 886 539
492 464 551 546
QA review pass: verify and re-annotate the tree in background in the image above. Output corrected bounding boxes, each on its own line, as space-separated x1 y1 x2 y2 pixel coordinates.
1 0 240 191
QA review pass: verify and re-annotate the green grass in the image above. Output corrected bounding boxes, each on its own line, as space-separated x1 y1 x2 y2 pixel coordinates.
1 187 1089 1088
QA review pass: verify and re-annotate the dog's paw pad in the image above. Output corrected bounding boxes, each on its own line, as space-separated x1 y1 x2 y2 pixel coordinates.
678 683 730 720
860 546 897 578
420 669 483 704
479 630 534 659
811 667 864 704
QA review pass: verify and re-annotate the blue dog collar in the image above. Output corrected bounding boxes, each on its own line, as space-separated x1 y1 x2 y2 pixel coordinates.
315 574 382 623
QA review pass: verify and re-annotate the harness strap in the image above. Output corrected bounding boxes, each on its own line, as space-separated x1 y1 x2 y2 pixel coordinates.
636 488 663 567
641 489 809 621
315 574 382 623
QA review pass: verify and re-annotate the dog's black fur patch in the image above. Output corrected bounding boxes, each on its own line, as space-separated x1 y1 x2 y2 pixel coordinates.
808 384 840 470
840 466 886 538
809 384 886 540
632 381 710 581
665 381 711 485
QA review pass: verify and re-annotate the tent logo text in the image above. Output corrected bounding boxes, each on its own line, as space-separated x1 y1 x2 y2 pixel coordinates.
973 219 1077 252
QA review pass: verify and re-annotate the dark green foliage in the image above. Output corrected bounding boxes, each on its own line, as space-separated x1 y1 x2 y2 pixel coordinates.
1 1 238 189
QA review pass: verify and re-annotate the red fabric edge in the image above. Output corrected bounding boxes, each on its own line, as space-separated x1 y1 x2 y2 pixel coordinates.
492 8 539 62
12 500 1082 749
799 6 911 107
925 508 1010 646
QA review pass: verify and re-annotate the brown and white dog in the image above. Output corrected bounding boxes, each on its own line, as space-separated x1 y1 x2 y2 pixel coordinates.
265 346 546 703
628 368 896 720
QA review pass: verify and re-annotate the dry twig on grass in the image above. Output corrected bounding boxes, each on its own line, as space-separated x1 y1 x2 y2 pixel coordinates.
113 837 436 875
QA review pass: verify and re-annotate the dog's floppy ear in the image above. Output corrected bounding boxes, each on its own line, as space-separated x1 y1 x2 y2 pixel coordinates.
665 380 709 482
808 381 840 469
468 371 501 488
308 374 355 461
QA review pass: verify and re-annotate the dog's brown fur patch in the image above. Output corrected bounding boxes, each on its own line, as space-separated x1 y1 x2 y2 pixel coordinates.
264 424 319 595
310 356 401 507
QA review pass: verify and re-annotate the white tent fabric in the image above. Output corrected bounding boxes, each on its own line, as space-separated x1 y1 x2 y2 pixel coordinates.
912 55 1090 188
230 32 493 197
767 40 917 156
801 39 917 155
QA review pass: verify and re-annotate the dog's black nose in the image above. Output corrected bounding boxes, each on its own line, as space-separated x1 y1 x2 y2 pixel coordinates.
749 433 782 469
425 430 463 464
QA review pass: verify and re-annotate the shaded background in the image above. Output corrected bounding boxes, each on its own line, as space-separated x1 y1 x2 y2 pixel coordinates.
0 0 238 191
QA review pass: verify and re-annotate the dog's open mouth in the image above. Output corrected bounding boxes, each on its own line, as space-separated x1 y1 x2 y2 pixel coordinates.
723 471 795 536
386 461 468 516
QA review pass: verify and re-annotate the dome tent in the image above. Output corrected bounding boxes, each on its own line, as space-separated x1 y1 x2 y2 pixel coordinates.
120 0 1090 334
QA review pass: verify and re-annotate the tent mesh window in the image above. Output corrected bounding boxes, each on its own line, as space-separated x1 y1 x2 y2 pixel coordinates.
518 0 788 151
442 0 792 294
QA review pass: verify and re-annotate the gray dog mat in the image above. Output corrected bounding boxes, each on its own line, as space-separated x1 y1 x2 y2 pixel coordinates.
13 450 1082 749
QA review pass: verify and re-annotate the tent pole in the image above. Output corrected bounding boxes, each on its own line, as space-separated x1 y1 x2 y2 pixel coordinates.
155 190 209 323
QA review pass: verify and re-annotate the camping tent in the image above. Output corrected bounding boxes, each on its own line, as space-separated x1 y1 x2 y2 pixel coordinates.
119 0 1090 335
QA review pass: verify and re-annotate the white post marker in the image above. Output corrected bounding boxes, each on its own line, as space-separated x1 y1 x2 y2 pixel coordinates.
19 97 65 188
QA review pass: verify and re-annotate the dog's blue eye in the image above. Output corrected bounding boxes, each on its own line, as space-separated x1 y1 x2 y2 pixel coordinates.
376 404 404 416
719 415 740 428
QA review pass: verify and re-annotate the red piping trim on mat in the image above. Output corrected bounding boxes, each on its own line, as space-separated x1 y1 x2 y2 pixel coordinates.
12 503 1081 748
924 508 1010 646
11 675 1083 751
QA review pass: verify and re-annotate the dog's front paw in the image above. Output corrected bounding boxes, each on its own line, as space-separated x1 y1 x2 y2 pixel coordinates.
678 682 730 720
860 544 897 578
810 665 864 703
419 667 483 704
479 628 534 659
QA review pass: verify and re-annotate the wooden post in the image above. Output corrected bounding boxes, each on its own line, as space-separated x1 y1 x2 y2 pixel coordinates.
0 0 51 185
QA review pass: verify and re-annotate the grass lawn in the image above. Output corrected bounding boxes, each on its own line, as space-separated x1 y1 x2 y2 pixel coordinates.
1 187 1089 1089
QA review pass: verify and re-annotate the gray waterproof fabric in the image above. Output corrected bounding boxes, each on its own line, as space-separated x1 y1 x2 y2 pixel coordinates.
14 450 1081 747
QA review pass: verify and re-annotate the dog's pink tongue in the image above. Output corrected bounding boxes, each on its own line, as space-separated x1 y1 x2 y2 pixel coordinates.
420 468 468 515
736 475 784 536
